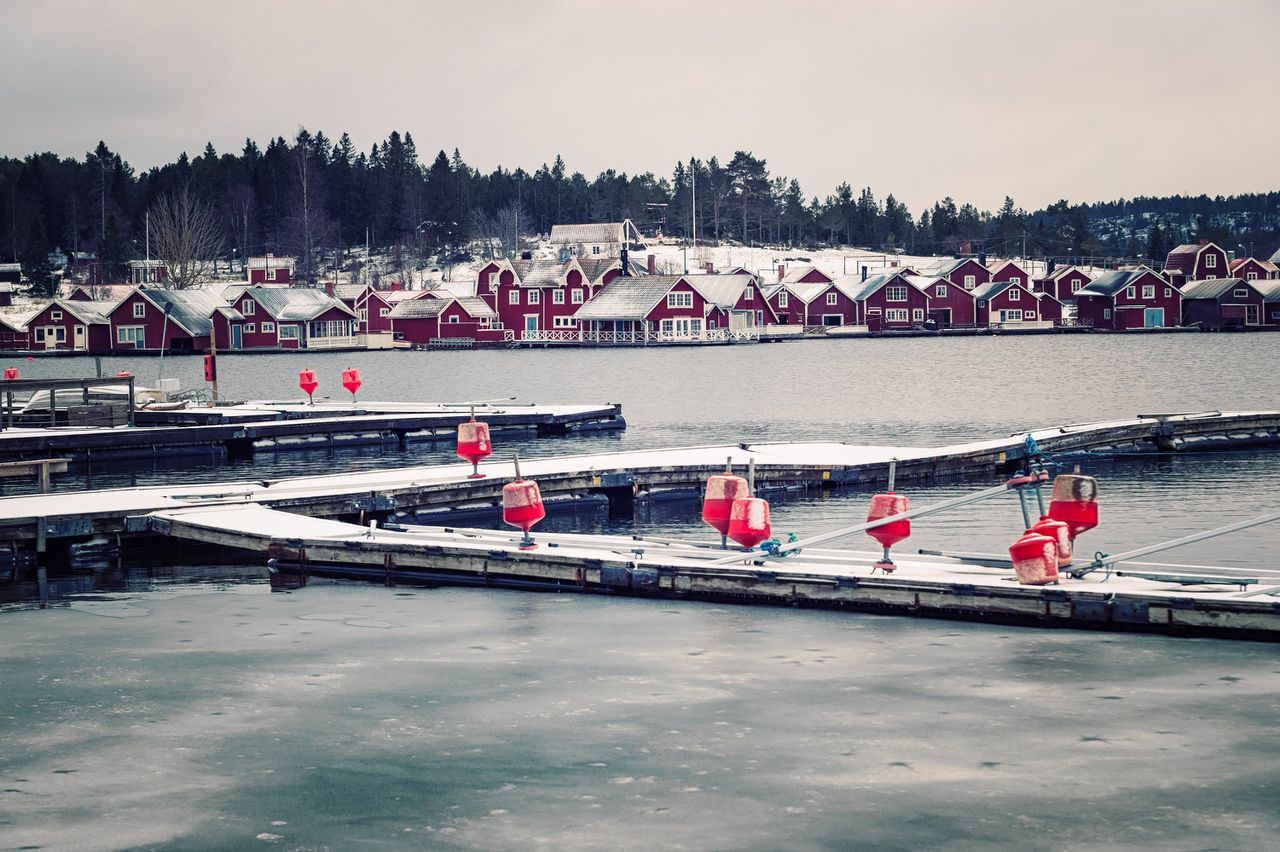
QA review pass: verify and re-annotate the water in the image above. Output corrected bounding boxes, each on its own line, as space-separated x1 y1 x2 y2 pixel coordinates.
3 334 1280 850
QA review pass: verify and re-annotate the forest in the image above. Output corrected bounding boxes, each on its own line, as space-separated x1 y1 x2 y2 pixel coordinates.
3 129 1278 293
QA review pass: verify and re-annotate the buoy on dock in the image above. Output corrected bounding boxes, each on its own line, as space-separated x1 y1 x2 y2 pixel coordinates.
727 497 771 549
702 457 749 548
866 460 910 572
1048 473 1099 539
298 369 319 405
3 367 18 380
502 453 545 549
341 368 362 403
115 371 132 378
1008 529 1059 585
457 408 492 478
1030 515 1073 567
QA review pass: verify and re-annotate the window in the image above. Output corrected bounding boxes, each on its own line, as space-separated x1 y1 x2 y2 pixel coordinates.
54 327 65 342
571 289 584 304
912 308 924 322
1004 309 1023 321
826 292 838 305
245 323 256 333
51 310 62 321
777 291 789 308
552 289 565 305
661 319 673 333
279 325 299 340
553 316 576 328
447 315 459 323
379 307 390 317
1246 272 1257 280
509 290 519 305
1010 277 1021 285
1205 254 1217 269
935 285 947 297
117 326 144 346
1008 288 1020 301
528 290 540 305
242 299 255 315
34 328 44 342
963 274 976 289
1071 281 1083 293
1125 286 1136 299
1233 288 1249 298
591 245 600 255
1026 311 1036 319
133 301 146 318
262 322 275 333
885 309 909 321
1142 285 1155 299
487 272 498 287
358 308 368 321
265 269 276 281
1164 288 1172 297
744 286 755 301
1103 308 1112 320
666 291 693 308
886 285 907 302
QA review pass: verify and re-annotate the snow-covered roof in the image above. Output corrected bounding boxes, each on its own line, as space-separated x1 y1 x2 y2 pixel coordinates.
387 296 496 321
519 257 579 288
549 220 644 248
777 265 833 287
1179 278 1254 300
575 275 687 320
242 287 355 321
46 299 113 324
130 288 229 336
1076 267 1165 298
683 273 758 309
247 255 295 271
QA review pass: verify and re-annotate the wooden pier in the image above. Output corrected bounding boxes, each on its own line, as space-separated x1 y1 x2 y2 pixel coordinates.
0 410 1277 571
145 503 1280 641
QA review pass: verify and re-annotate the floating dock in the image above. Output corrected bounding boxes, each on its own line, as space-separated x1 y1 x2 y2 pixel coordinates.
143 503 1280 641
1 410 1277 570
0 399 625 465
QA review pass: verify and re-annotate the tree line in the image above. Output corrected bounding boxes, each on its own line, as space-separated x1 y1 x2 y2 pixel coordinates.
2 129 1278 293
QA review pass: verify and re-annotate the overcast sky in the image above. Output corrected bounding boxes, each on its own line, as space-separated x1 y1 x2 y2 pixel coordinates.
3 0 1278 214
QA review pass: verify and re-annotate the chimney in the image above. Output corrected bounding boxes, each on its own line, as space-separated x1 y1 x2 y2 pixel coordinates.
860 265 868 282
978 251 987 266
890 260 898 268
777 264 785 282
1199 238 1209 246
1047 258 1057 275
620 243 629 275
390 281 401 292
705 262 714 274
324 281 334 297
647 253 655 274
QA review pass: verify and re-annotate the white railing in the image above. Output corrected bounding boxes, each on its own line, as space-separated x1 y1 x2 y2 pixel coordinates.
305 335 358 350
520 329 582 344
577 327 761 346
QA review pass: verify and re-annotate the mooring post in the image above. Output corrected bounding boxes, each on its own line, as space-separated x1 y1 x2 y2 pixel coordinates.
37 567 48 608
38 462 49 494
1016 481 1034 530
888 458 897 491
748 458 756 496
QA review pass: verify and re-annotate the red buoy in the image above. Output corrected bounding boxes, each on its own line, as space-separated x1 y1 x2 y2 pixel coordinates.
3 367 18 380
503 482 545 549
115 371 133 378
457 417 492 478
702 470 749 546
1047 474 1099 539
727 496 771 549
1009 529 1059 585
341 368 362 402
866 492 910 572
1030 515 1073 567
298 369 319 404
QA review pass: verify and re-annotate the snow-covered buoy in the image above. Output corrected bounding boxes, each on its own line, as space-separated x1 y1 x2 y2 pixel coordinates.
1009 529 1059 585
727 496 771 549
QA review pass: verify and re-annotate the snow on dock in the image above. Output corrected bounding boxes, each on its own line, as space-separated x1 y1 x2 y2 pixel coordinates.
1 410 1278 571
145 503 1280 641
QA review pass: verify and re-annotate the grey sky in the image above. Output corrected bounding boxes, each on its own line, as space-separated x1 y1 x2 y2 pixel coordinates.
3 0 1278 214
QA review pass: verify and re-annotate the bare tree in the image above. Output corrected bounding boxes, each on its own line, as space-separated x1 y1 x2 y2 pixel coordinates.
150 184 223 289
222 184 255 275
282 141 334 286
472 201 528 260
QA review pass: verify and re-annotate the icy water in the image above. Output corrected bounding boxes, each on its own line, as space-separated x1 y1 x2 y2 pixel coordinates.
3 333 1280 850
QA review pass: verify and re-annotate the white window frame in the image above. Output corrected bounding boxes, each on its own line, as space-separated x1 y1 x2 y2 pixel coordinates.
825 292 838 305
552 289 565 305
1233 288 1249 299
1008 288 1020 301
885 308 909 322
1103 308 1112 320
116 325 144 346
777 291 789 308
1246 271 1257 281
245 323 256 333
1205 254 1217 269
935 285 947 297
912 308 924 322
262 322 275 333
666 291 693 309
265 268 276 281
1125 286 1136 299
553 316 576 329
1071 281 1083 293
242 299 255 315
528 290 541 305
886 285 908 302
51 310 62 321
509 290 519 305
744 286 755 301
963 274 976 289
571 288 584 304
132 301 146 318
379 307 390 317
279 324 299 340
1164 288 1172 297
447 315 460 324
1142 285 1155 299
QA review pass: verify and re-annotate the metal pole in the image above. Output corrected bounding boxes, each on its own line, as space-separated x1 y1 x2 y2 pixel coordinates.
705 478 1021 566
512 452 522 481
1073 508 1280 578
725 455 732 475
1016 486 1034 530
748 458 755 496
887 458 897 491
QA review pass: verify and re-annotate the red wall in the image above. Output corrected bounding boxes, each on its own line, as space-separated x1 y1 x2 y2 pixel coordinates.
946 259 991 291
26 304 110 352
644 282 709 324
809 285 860 325
922 280 975 326
249 267 292 285
767 287 806 324
861 279 929 330
109 292 203 352
977 283 1041 324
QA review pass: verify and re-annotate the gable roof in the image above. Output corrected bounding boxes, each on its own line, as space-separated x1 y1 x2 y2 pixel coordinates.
987 259 1029 278
390 294 497 320
1075 267 1166 298
1178 278 1258 300
548 220 645 248
922 257 983 278
904 274 966 295
574 275 691 320
129 288 229 336
1255 280 1280 302
778 265 834 287
1165 242 1225 275
44 298 113 324
519 256 583 289
1229 257 1279 276
1270 247 1280 265
240 287 357 321
684 273 760 310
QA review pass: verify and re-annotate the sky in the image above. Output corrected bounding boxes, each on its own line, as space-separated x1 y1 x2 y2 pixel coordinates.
3 0 1279 214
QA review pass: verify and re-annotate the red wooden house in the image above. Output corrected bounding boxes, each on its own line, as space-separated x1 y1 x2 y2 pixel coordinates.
686 273 779 331
1163 241 1229 287
853 272 930 331
987 260 1031 287
224 286 357 350
1033 265 1093 302
1259 281 1280 326
924 257 991 292
388 295 503 345
971 279 1048 327
493 256 617 340
0 315 25 350
1075 267 1181 330
1179 278 1267 330
1034 292 1065 325
574 275 709 342
796 277 861 326
107 288 228 352
762 283 807 324
247 254 294 285
27 299 112 352
336 283 397 334
906 275 975 327
1227 257 1279 282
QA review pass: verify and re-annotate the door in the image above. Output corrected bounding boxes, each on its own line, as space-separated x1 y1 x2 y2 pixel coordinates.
1143 308 1164 328
672 318 692 337
73 325 86 350
1246 305 1260 325
524 315 538 336
231 324 243 349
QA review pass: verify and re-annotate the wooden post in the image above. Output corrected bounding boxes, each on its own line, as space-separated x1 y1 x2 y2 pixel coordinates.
209 321 219 405
38 462 49 494
127 375 135 426
37 567 48 608
49 388 56 426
